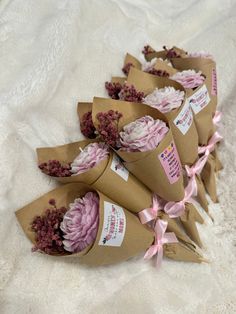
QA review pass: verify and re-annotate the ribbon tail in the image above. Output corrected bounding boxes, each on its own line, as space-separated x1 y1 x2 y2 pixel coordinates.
156 246 163 269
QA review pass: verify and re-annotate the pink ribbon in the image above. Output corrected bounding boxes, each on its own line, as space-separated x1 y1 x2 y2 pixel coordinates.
198 131 223 155
185 152 209 178
144 219 178 268
138 195 164 224
163 177 197 218
213 110 222 127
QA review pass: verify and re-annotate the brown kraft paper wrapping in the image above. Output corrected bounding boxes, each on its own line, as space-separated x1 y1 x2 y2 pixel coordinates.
92 97 185 202
126 67 199 165
201 153 218 203
15 183 204 265
153 59 178 76
36 140 154 214
123 53 142 74
111 77 126 85
144 46 187 62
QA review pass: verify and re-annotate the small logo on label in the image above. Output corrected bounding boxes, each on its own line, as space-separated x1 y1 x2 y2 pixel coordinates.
110 154 129 181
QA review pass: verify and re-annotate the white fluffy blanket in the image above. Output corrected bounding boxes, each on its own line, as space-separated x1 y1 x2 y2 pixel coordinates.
0 0 235 313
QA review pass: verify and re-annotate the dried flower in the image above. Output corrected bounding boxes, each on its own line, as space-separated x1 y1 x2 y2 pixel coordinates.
31 200 67 255
119 83 144 102
142 45 155 56
143 87 184 113
61 192 99 253
119 115 169 152
188 51 214 60
171 70 205 89
96 110 123 148
105 81 123 99
163 46 181 59
80 111 96 139
141 57 169 77
70 142 109 175
122 62 134 75
39 160 72 177
146 68 169 77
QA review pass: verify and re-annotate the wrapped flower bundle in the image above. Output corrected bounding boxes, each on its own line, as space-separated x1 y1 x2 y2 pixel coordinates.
16 183 205 266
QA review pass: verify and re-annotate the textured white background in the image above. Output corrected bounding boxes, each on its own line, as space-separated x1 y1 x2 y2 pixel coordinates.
0 0 236 313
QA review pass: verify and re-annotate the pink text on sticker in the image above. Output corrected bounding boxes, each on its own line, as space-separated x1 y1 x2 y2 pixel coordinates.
211 68 217 96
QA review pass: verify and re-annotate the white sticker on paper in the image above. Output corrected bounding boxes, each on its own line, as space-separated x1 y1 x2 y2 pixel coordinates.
174 100 193 135
110 154 129 181
98 201 126 247
188 84 210 114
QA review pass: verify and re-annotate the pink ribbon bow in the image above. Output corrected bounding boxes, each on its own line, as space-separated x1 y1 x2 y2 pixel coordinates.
198 131 223 155
185 152 209 178
163 177 197 218
144 219 178 268
213 110 222 127
138 195 164 224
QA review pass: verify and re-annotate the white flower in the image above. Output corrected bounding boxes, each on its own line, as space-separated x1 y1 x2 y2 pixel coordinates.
171 70 205 89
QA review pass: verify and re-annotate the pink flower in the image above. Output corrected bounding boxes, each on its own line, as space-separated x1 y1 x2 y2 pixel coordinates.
188 51 214 60
143 87 184 113
171 70 205 89
118 83 144 103
60 192 99 253
119 115 169 152
141 58 158 72
70 142 109 175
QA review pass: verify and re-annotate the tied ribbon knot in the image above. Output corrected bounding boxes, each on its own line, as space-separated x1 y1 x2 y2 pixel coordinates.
198 131 223 155
144 219 178 268
213 110 222 127
163 177 197 218
138 194 163 224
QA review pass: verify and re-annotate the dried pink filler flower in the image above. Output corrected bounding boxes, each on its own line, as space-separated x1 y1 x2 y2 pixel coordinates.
39 160 72 177
142 45 155 56
70 142 109 175
122 62 134 75
171 70 205 89
80 111 96 139
142 58 169 77
119 83 144 102
119 116 169 152
60 192 99 253
143 87 185 113
105 81 123 99
188 51 214 60
31 200 67 255
96 110 123 148
163 46 181 59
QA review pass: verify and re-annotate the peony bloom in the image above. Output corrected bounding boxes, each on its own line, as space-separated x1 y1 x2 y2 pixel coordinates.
171 70 205 89
143 87 184 113
60 192 99 253
188 51 214 60
70 142 109 175
119 115 169 152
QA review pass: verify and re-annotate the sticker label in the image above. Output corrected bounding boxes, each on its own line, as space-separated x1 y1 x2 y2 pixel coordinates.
188 84 210 114
211 68 217 96
110 154 129 181
174 100 193 135
98 201 126 247
158 141 181 184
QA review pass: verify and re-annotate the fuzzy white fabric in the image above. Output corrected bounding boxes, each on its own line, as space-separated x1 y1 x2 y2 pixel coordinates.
0 0 236 313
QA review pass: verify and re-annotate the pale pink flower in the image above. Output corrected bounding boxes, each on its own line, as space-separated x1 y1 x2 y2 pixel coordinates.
119 115 169 152
70 142 109 175
60 192 99 253
142 58 158 72
188 51 214 60
171 70 205 89
143 87 184 113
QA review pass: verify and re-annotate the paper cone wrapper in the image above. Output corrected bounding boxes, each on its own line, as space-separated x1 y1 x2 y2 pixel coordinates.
111 76 126 85
77 101 93 126
164 241 204 263
180 203 204 248
153 59 178 76
158 211 197 251
37 141 153 214
196 174 209 213
127 67 199 165
123 53 142 74
92 97 185 202
15 183 155 266
201 154 219 203
144 46 187 62
212 148 223 172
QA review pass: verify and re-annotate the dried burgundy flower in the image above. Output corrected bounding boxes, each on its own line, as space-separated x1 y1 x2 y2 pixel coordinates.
80 111 96 139
119 83 144 103
105 81 123 99
163 46 181 59
96 110 123 148
122 62 134 75
38 160 72 177
142 45 155 56
31 200 67 255
146 68 169 77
